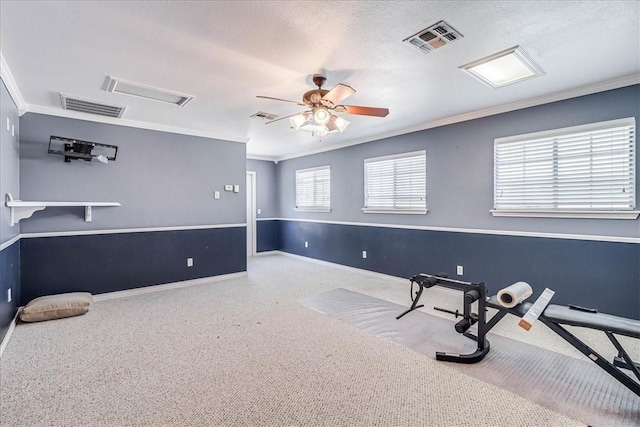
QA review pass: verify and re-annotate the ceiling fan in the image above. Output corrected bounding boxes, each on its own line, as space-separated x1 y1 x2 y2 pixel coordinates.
257 74 389 137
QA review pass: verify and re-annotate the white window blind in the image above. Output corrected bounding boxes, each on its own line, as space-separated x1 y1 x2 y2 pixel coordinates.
493 118 636 218
295 166 330 211
363 150 426 213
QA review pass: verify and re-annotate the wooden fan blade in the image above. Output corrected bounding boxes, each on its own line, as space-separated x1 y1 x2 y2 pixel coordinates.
341 105 389 117
322 84 356 105
265 110 308 124
257 95 305 106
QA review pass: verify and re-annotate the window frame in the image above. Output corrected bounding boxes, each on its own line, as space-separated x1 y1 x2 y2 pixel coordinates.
362 150 427 215
491 117 638 219
294 165 331 213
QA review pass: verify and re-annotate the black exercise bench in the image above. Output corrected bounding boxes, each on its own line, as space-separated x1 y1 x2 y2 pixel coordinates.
398 273 640 397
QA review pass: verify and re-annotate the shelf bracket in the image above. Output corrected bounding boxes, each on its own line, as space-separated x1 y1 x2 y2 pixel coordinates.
5 193 46 227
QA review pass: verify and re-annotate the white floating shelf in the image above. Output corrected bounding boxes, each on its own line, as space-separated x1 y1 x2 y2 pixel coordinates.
5 193 121 226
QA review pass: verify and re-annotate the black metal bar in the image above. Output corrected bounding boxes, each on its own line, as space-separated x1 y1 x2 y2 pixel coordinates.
606 331 640 382
542 320 640 397
433 306 460 317
475 283 487 351
614 357 640 371
484 309 509 333
396 304 424 320
396 279 426 320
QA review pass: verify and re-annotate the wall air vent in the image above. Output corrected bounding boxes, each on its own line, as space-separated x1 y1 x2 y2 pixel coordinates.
60 94 126 118
251 111 279 121
106 76 193 107
403 20 464 54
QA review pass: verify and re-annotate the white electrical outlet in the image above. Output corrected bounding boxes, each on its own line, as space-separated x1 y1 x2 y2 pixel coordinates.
6 117 10 131
233 185 240 193
187 258 194 267
7 288 11 303
257 208 261 214
224 185 233 191
457 265 464 276
11 124 14 137
214 191 220 199
362 250 367 259
304 241 308 248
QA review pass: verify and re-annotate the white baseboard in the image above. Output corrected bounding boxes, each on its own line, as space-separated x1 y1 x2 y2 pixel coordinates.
0 307 21 359
272 251 461 297
252 250 279 257
93 271 248 302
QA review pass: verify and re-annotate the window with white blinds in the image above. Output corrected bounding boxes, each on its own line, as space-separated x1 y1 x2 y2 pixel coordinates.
295 166 331 212
493 117 637 219
363 150 427 214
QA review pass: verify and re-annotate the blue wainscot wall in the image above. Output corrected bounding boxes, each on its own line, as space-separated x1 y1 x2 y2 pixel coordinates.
275 220 639 320
20 227 246 304
0 241 21 341
256 220 279 253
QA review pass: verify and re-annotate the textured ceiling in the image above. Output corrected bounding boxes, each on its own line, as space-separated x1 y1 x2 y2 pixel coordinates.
1 1 639 160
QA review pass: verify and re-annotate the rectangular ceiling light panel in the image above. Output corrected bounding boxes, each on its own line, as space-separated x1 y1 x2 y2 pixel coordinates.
106 77 194 107
60 94 126 118
459 46 545 88
404 20 463 54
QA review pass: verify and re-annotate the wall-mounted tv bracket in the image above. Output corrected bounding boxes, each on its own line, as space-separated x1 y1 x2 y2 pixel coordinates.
48 136 117 163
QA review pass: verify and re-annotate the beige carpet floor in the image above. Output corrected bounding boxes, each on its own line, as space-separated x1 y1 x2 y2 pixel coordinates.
2 253 628 426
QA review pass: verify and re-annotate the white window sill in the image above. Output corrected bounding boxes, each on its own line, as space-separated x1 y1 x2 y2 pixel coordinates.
362 208 428 215
490 210 640 220
294 207 332 213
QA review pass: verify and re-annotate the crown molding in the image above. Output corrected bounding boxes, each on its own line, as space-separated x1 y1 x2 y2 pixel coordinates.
25 104 249 144
246 154 279 163
0 52 27 114
271 74 640 162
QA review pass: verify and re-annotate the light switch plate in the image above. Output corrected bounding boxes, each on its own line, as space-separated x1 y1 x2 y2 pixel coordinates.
224 185 233 191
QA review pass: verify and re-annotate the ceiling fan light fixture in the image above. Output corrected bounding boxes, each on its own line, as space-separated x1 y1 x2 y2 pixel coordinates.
289 112 308 130
295 122 328 137
313 107 330 125
332 115 350 132
259 74 388 139
312 126 329 137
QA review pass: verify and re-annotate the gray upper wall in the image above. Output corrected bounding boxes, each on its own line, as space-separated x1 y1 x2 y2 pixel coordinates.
19 113 246 233
0 78 20 245
276 85 640 239
246 159 278 219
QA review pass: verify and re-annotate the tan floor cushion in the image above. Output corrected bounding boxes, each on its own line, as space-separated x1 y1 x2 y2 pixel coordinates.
20 292 93 322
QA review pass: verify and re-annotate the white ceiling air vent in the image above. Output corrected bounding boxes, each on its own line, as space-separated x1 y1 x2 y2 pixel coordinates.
106 76 193 107
60 94 126 118
251 111 279 121
404 20 464 54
